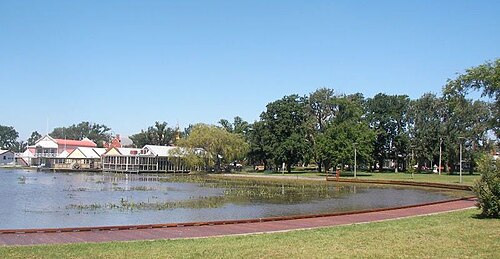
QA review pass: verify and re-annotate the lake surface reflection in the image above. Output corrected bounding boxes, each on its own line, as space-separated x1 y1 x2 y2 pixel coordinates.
0 169 460 229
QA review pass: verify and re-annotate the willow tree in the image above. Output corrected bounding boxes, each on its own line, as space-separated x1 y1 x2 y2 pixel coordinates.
177 124 248 172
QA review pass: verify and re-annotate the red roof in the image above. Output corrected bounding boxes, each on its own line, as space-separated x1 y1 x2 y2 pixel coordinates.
54 139 97 147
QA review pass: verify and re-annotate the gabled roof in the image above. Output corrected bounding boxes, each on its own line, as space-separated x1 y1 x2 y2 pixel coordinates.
0 150 14 155
143 145 179 157
57 150 70 158
32 135 58 149
31 135 97 148
54 138 97 147
68 147 103 159
103 147 142 156
93 148 106 156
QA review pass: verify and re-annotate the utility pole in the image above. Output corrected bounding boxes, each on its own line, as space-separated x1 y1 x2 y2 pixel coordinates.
459 137 465 184
353 142 357 178
439 138 442 176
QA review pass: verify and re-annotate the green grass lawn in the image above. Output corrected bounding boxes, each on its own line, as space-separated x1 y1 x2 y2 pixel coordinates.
242 170 481 186
1 209 498 258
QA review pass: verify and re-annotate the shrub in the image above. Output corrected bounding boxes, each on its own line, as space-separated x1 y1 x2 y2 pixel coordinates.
472 154 500 218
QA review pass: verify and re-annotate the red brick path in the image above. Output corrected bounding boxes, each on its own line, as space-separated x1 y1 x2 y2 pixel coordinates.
0 198 476 246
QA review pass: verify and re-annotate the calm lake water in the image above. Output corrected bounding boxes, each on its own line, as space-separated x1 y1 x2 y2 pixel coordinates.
0 169 461 229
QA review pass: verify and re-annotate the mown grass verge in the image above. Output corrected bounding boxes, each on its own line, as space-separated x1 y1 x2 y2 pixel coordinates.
1 209 498 258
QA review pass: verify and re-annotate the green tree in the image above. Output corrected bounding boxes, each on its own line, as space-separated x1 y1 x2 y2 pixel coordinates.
472 154 500 218
11 141 27 153
444 59 499 137
442 95 491 173
316 121 375 172
308 88 337 172
246 121 272 168
260 95 311 173
409 93 444 171
27 131 42 145
177 124 248 172
218 116 250 137
50 122 111 147
0 125 19 150
130 121 175 148
366 94 411 172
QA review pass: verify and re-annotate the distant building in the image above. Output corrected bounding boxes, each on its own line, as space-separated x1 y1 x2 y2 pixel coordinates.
52 147 106 170
0 150 15 165
102 145 202 173
27 135 98 167
104 134 123 149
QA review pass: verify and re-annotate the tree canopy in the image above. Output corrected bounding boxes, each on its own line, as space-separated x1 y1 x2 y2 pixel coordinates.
0 125 19 150
129 121 176 148
50 122 111 147
176 124 248 171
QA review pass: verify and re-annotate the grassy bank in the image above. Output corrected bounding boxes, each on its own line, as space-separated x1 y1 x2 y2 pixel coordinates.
242 170 480 186
1 209 498 258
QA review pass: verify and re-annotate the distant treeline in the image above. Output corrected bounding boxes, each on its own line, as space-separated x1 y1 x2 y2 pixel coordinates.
1 59 498 173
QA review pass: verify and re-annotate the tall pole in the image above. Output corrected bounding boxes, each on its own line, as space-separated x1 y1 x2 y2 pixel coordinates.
459 140 463 184
354 145 357 178
439 138 442 176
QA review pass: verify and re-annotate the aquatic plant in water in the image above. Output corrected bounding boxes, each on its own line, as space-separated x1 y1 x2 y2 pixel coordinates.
67 176 355 212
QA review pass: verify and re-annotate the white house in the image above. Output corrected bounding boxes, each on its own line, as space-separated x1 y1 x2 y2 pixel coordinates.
27 135 98 167
101 145 203 173
0 150 15 165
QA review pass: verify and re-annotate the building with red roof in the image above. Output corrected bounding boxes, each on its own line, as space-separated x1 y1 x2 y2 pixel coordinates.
27 135 98 167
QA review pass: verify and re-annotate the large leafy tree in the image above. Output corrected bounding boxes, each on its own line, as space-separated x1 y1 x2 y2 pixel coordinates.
315 94 375 172
246 121 273 168
129 121 176 148
11 141 27 153
409 93 445 171
307 88 337 172
177 124 248 171
316 121 375 172
50 122 112 147
410 92 490 173
218 116 250 137
440 95 491 173
27 131 42 145
444 59 499 138
366 94 411 171
260 95 311 173
0 125 19 150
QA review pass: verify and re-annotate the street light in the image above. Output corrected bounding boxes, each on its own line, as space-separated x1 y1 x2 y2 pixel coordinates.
439 138 442 176
458 137 465 184
353 142 357 178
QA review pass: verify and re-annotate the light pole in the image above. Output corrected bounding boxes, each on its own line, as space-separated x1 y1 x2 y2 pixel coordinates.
353 142 357 178
459 137 465 184
439 138 442 176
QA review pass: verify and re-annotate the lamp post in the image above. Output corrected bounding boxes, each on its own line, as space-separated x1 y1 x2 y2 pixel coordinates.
439 138 442 176
353 142 357 178
459 137 465 184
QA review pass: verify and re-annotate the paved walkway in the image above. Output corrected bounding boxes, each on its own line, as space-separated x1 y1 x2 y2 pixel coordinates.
0 198 476 246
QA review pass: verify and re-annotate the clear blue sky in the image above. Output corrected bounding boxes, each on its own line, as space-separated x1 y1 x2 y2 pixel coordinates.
1 0 499 140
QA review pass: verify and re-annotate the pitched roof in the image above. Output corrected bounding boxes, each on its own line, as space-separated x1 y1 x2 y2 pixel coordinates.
112 148 142 156
143 145 179 156
54 138 97 147
0 150 13 155
57 150 70 158
93 148 106 156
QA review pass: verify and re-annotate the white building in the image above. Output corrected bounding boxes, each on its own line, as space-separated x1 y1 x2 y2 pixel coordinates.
0 150 15 165
102 145 203 173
